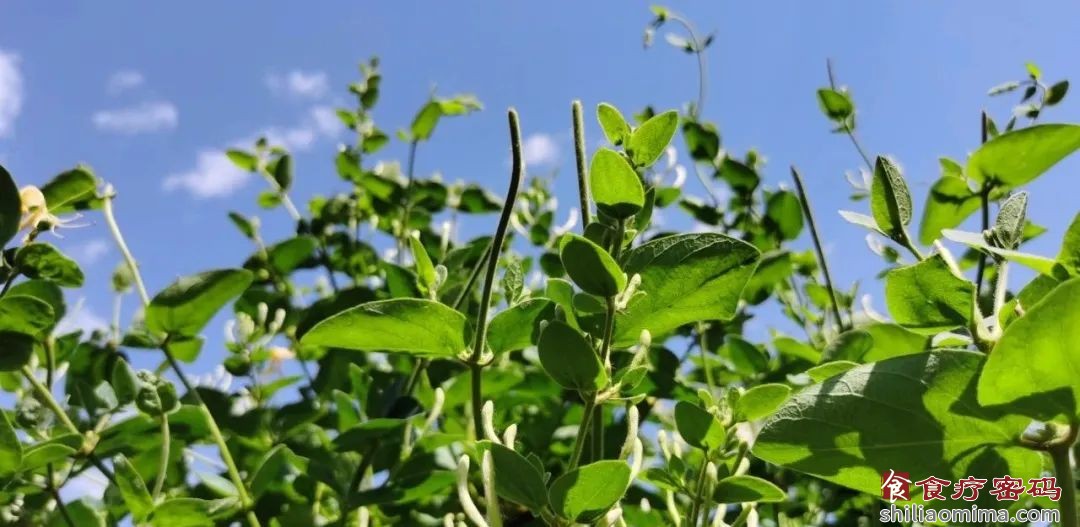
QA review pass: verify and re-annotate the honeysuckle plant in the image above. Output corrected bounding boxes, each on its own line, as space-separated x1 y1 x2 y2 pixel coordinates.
3 6 1080 527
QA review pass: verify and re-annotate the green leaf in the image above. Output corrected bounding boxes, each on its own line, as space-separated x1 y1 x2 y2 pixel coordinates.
538 321 606 392
966 124 1080 187
870 156 913 236
558 234 626 297
884 254 974 334
14 243 84 287
838 210 882 234
21 434 80 470
805 361 859 383
1045 80 1069 106
979 278 1080 421
674 401 725 451
250 445 296 499
548 460 630 523
736 384 791 421
943 229 1058 276
816 88 854 121
1057 213 1080 275
114 454 154 522
7 280 65 325
408 235 436 292
0 294 54 336
615 233 760 346
149 497 238 527
145 269 253 337
41 165 98 213
49 499 106 527
755 351 1042 508
482 441 550 511
0 163 21 248
918 176 980 245
265 236 317 275
272 154 293 191
487 298 554 354
713 475 786 503
589 148 644 219
628 110 678 167
302 299 469 358
988 191 1027 250
764 190 803 241
333 418 407 452
0 410 21 476
596 103 631 146
858 323 930 362
0 331 36 371
225 149 258 172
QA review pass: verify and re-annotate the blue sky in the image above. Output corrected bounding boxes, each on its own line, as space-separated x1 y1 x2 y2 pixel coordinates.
3 1 1080 369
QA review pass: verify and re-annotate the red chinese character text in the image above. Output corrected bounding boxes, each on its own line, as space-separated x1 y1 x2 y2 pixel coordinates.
1028 477 1062 501
914 476 951 501
989 476 1025 501
950 476 987 501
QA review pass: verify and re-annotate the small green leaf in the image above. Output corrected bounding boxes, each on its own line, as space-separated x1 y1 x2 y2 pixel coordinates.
14 243 84 287
1045 80 1069 106
736 384 791 421
628 110 678 167
596 103 631 146
589 148 644 219
755 351 1041 508
149 497 239 527
41 165 98 213
1057 213 1080 275
225 150 258 172
272 154 293 191
713 475 786 503
250 445 296 499
0 331 36 371
0 163 21 248
816 88 854 121
302 299 469 358
942 229 1058 276
408 235 437 291
885 254 974 334
979 278 1080 421
838 210 883 234
674 401 725 451
558 234 626 298
0 295 55 336
870 156 913 236
988 191 1028 250
615 233 759 346
483 441 550 511
538 321 606 392
966 124 1080 187
0 411 21 476
145 269 253 337
114 454 154 522
49 499 106 527
918 176 980 245
487 298 554 355
764 190 804 241
805 360 859 383
548 460 630 523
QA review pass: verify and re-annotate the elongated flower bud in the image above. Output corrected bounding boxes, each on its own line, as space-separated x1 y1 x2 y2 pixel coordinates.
482 401 501 444
481 450 502 527
456 455 489 527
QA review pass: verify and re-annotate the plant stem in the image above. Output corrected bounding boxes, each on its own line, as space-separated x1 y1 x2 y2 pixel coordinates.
571 100 592 229
102 186 150 306
152 414 170 501
974 111 993 298
790 167 847 332
697 324 715 391
668 14 708 117
896 231 925 262
22 365 79 435
687 460 710 527
50 486 77 527
826 59 873 171
398 140 420 263
568 397 596 470
992 260 1010 319
466 109 525 437
1051 443 1077 527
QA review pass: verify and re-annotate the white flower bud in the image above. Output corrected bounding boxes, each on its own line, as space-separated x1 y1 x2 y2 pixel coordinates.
256 302 269 326
620 406 639 458
502 424 518 450
424 387 445 432
482 401 501 444
456 455 489 527
481 450 502 527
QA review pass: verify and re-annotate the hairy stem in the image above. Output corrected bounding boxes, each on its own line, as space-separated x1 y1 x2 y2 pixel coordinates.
467 109 525 436
572 100 592 229
697 324 715 391
992 260 1010 319
152 413 170 500
975 111 993 298
790 167 847 332
687 460 710 527
22 365 79 435
1051 443 1077 527
568 397 597 470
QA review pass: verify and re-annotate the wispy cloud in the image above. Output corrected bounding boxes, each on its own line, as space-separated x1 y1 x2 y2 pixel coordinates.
69 238 110 266
56 299 108 335
92 101 178 134
522 132 561 167
164 106 342 199
0 49 24 138
266 70 330 99
106 70 145 95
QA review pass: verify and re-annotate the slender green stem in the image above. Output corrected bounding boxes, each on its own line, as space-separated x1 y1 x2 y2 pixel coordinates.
729 505 752 527
152 414 170 500
826 59 873 171
50 486 77 527
22 366 79 435
469 363 485 439
687 460 710 527
568 397 596 470
467 109 525 437
697 324 715 391
992 260 1010 319
102 187 150 306
571 101 592 229
896 231 925 262
668 14 708 117
1051 443 1077 527
790 167 847 332
975 112 993 298
398 140 420 263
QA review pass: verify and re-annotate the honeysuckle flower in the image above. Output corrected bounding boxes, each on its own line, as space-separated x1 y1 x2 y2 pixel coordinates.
17 185 84 240
456 455 489 527
481 450 502 527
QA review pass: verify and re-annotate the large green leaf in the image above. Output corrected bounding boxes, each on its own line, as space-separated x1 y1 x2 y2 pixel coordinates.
736 384 791 421
870 156 913 237
558 234 626 298
0 331 36 371
589 148 644 219
615 233 759 346
1057 213 1080 275
0 295 55 336
538 321 606 392
674 401 725 451
0 163 20 248
149 497 238 527
628 110 678 167
918 176 980 245
979 278 1080 421
966 124 1080 186
486 298 554 354
0 411 21 476
145 269 253 336
14 243 84 287
114 454 154 522
480 441 550 511
884 254 973 334
596 103 631 146
41 165 98 213
302 299 469 358
713 475 786 503
548 460 630 523
754 351 1041 508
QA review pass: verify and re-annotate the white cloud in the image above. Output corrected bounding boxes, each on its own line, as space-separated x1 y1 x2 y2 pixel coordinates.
522 133 560 167
266 70 329 99
0 49 24 138
56 299 108 335
92 101 178 134
70 238 110 266
106 70 145 95
165 106 342 199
